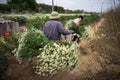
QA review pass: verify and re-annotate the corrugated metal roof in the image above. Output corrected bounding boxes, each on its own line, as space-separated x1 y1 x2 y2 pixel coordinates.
0 18 14 24
0 0 7 4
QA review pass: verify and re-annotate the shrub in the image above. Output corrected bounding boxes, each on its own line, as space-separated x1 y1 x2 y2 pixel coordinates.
0 33 18 79
16 28 48 60
82 13 100 25
3 32 19 51
0 32 18 54
26 17 49 30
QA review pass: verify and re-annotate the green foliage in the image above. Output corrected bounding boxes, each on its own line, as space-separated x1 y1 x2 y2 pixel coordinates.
0 4 12 13
0 32 18 79
54 6 65 13
0 40 8 55
63 14 99 39
27 0 38 12
0 0 38 13
26 17 49 30
39 3 84 13
77 26 86 37
59 15 79 25
16 28 48 60
82 13 100 25
0 32 18 54
59 14 99 26
41 10 47 14
4 32 19 51
8 0 38 12
39 4 52 13
39 4 65 13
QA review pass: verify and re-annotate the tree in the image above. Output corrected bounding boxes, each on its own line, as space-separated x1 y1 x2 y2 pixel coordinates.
8 0 38 12
26 0 38 11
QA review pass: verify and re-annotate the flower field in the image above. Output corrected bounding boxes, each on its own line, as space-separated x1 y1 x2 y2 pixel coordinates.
0 12 100 79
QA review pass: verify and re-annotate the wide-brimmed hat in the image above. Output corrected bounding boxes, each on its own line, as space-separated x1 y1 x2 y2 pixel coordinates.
49 11 60 19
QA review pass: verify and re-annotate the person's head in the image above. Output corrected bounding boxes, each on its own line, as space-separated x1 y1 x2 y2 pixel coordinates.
78 15 84 21
73 15 84 26
49 11 60 19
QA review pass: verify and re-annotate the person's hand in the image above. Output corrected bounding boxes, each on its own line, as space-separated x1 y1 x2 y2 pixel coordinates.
69 30 74 34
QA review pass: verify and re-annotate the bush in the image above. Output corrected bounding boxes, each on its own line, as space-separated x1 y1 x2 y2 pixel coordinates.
4 32 19 51
0 32 18 54
82 13 100 25
16 28 48 60
26 17 49 30
0 4 11 13
0 32 18 79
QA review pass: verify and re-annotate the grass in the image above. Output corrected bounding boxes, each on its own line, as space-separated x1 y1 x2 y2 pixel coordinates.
0 13 90 19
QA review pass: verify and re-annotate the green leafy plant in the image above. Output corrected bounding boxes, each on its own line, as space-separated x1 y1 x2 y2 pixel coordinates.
0 32 19 79
16 28 48 60
26 16 49 30
3 32 19 52
82 13 100 25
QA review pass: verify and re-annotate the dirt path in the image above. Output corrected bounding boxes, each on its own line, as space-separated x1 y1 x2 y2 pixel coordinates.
72 18 120 80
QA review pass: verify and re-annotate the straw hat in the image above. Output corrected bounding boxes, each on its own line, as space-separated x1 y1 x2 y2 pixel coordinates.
50 11 60 19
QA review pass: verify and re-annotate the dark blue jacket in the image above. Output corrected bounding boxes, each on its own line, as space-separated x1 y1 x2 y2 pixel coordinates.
43 19 73 40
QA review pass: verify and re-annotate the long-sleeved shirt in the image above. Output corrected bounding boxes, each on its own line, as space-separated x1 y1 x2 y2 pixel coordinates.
43 19 73 40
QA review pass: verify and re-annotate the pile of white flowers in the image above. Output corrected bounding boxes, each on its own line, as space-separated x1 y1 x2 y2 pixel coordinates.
34 41 79 76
